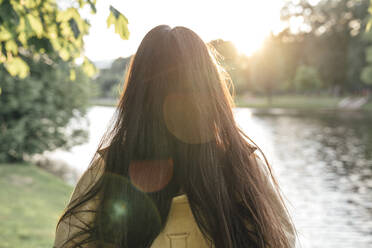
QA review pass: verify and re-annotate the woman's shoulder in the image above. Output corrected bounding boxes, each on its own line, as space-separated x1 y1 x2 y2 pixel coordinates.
69 152 105 202
54 152 106 248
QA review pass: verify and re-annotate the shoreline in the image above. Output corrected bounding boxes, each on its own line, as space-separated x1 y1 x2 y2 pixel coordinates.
90 95 372 112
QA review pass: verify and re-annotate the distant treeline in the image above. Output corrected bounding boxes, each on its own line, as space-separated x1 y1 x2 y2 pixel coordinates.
94 57 132 98
95 0 372 99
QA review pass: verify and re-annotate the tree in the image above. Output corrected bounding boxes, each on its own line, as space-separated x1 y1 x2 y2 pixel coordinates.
359 0 372 87
0 57 91 162
94 56 131 98
249 35 284 103
360 32 372 85
293 65 323 92
0 0 129 80
281 0 370 91
0 0 130 162
210 40 244 93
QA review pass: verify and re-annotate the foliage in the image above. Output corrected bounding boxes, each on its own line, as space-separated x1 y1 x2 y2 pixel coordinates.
0 58 92 162
360 65 372 84
236 95 340 110
360 31 372 85
0 0 130 162
94 56 131 98
107 5 130 40
293 65 323 92
249 35 284 101
0 163 72 248
210 39 256 95
210 0 370 94
367 0 372 31
281 0 370 91
0 0 129 79
210 6 371 96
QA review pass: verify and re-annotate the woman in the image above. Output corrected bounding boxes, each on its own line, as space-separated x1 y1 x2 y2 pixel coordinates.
54 25 296 248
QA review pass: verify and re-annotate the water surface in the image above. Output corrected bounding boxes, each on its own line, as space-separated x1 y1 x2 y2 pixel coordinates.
235 108 372 248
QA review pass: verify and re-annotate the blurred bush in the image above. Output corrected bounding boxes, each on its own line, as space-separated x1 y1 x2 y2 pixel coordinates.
0 0 129 79
211 0 372 98
0 0 130 163
360 32 372 85
294 65 323 93
0 58 92 162
94 56 131 98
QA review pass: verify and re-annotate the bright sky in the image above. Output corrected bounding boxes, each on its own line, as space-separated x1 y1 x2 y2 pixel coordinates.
82 0 286 61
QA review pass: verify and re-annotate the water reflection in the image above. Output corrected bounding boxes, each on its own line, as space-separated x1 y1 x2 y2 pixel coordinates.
234 108 372 248
41 106 116 175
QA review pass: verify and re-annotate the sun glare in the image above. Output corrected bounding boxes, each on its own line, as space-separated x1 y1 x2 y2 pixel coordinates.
233 36 266 56
219 1 284 57
84 0 285 60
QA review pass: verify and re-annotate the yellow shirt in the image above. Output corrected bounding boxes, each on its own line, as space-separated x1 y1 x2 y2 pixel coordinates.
150 194 212 248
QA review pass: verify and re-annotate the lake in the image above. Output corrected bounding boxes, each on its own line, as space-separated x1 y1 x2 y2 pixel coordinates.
44 106 372 248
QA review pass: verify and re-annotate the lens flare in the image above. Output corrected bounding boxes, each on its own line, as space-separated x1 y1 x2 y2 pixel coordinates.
129 158 174 192
112 201 127 217
163 93 214 144
103 172 162 226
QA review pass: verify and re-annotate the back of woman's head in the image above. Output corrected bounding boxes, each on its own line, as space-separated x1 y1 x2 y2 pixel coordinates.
57 25 295 248
120 25 235 146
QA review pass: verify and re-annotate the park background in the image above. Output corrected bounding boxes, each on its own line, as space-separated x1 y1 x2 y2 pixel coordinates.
0 0 372 247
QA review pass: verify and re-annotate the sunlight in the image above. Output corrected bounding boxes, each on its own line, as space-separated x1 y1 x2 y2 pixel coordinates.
233 36 266 56
219 0 284 57
83 0 286 60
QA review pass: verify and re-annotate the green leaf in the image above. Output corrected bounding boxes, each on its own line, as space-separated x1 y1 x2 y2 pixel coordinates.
0 1 19 26
107 5 130 40
109 5 122 19
82 57 97 77
368 19 372 32
87 0 97 13
69 18 80 39
78 0 85 8
26 14 43 37
106 11 116 28
0 26 12 41
59 48 70 61
70 69 76 81
57 8 80 23
5 40 18 54
18 32 27 46
116 15 130 40
4 57 30 78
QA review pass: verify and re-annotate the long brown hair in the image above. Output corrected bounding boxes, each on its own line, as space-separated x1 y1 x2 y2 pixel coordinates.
57 25 296 248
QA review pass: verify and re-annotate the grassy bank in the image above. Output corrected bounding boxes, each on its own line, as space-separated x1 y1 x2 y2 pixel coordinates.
91 95 372 111
236 95 372 111
90 98 118 107
235 95 342 110
363 101 372 111
0 164 73 248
